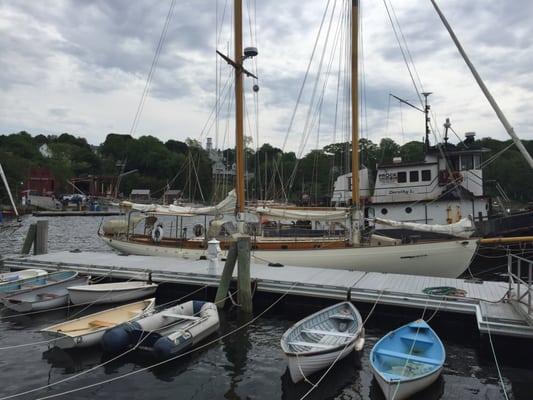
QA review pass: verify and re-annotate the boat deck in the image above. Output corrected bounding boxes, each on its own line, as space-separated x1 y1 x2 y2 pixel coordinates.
2 251 532 339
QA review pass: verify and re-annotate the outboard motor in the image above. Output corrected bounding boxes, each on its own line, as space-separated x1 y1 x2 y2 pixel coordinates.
101 321 140 353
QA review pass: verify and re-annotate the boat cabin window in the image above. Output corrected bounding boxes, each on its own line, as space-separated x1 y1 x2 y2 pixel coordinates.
421 169 431 181
397 172 407 183
405 207 412 214
381 208 388 215
460 155 474 171
409 171 419 182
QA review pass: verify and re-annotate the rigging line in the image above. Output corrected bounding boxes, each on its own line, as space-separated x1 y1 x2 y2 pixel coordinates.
387 0 425 93
479 142 515 170
264 0 333 199
32 284 299 400
484 307 511 400
286 2 342 193
130 0 176 135
381 0 423 107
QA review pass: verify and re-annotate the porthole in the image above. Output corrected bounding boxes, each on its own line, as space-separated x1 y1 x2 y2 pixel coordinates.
405 207 412 214
381 208 388 215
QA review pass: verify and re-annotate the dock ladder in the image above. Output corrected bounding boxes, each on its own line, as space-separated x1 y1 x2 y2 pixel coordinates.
507 253 533 325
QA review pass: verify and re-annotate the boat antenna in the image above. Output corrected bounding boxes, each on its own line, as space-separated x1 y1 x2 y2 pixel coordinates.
443 118 450 145
389 92 432 149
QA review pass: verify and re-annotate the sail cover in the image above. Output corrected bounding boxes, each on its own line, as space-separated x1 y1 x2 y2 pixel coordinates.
253 206 349 222
120 190 236 216
374 217 476 238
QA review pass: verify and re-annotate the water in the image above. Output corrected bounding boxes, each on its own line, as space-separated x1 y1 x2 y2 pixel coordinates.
0 215 532 399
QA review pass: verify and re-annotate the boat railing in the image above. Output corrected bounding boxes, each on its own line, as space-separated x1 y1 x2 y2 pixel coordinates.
507 252 533 318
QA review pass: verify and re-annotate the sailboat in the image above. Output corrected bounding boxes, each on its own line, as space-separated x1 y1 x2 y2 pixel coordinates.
100 0 479 278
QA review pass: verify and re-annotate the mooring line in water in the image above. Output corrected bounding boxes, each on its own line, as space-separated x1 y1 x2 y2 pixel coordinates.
19 283 300 400
0 274 188 322
0 287 240 400
298 287 388 400
0 283 211 352
483 304 510 400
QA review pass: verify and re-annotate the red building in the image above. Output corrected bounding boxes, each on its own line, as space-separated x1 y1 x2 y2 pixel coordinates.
25 167 56 195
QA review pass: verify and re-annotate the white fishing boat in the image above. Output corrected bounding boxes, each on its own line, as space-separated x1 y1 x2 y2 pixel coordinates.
39 298 156 349
0 269 47 283
1 275 89 312
102 300 219 359
370 320 445 400
280 301 365 383
68 281 158 305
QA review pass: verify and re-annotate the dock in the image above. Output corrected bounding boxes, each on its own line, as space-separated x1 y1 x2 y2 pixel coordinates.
32 210 123 217
2 251 532 339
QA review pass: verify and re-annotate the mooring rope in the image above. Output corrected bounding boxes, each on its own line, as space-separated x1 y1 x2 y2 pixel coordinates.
298 287 387 400
0 282 211 351
26 283 299 400
0 287 240 400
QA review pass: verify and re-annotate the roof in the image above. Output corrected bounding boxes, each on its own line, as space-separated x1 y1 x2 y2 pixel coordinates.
130 189 150 195
164 190 182 195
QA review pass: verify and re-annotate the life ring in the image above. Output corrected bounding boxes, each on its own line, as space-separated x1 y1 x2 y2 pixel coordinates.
151 225 164 243
193 224 204 237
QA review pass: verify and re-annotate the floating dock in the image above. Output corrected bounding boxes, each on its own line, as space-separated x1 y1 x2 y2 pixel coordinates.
32 210 123 217
2 251 532 339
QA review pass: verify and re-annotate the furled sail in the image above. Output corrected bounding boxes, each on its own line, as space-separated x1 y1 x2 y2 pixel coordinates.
374 216 476 238
120 190 236 216
253 206 349 222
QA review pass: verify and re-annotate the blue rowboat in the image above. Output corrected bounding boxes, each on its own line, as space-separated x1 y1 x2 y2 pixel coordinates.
370 320 445 400
0 271 78 298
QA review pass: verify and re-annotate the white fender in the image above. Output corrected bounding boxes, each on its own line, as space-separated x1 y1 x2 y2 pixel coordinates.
151 225 164 243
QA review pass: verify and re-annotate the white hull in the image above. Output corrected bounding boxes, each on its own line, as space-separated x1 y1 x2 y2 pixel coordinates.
40 298 156 349
373 365 443 400
0 269 47 282
286 341 362 383
68 282 158 305
2 294 69 312
101 236 477 278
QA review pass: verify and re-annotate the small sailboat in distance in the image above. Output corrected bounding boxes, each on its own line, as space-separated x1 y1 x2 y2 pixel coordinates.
370 320 445 400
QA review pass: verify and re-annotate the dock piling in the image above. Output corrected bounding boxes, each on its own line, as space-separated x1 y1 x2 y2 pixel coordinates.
237 236 252 313
34 220 49 255
214 241 238 309
21 223 37 254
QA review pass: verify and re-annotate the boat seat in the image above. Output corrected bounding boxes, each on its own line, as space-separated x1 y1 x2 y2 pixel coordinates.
287 340 335 349
88 320 115 328
302 329 356 338
38 293 59 299
330 313 354 321
375 348 441 365
160 312 200 320
400 333 434 346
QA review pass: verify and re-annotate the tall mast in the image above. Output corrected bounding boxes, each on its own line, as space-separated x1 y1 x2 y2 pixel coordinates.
430 0 533 170
234 0 245 213
350 0 360 206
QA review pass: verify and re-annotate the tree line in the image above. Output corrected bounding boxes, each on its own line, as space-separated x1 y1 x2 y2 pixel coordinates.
1 131 532 205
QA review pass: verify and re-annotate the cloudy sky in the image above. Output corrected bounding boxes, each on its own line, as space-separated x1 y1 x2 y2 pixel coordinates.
1 0 532 154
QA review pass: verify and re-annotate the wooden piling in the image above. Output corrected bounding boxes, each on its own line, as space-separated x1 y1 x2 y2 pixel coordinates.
214 240 238 309
237 235 252 313
34 220 49 255
21 223 36 254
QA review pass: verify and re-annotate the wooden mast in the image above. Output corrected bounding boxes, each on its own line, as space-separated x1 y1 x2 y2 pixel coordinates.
234 0 245 214
350 0 361 244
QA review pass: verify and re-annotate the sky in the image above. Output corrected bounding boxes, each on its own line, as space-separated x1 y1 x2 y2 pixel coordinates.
1 0 532 154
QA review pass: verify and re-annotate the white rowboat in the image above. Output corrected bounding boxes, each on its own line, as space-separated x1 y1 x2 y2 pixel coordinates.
281 301 365 383
68 281 158 305
0 269 47 282
39 298 156 349
1 276 89 312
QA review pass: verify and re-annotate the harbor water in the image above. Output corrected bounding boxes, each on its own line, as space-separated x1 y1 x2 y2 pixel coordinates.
0 215 532 399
